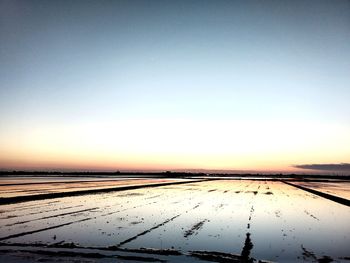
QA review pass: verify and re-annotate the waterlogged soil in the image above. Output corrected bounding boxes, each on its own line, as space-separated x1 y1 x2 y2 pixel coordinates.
0 178 349 262
292 181 350 200
0 178 182 198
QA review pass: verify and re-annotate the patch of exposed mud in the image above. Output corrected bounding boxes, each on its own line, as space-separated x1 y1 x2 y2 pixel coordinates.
241 233 254 262
5 207 98 227
245 191 258 195
274 210 281 218
117 192 144 197
184 219 208 238
281 181 350 207
301 245 334 263
0 248 166 262
215 203 226 210
117 214 181 247
52 242 81 248
0 217 92 241
191 232 259 262
115 247 182 256
129 221 143 225
304 210 319 221
116 254 165 262
192 202 202 209
185 188 197 191
0 248 105 258
189 250 273 263
190 250 242 262
145 194 162 199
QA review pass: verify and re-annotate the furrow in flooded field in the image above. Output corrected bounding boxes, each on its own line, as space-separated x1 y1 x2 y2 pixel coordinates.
1 183 208 246
0 179 205 205
184 220 208 238
281 180 350 207
295 181 350 200
98 200 161 218
0 205 85 222
0 244 192 262
4 207 99 227
0 209 98 241
240 232 254 261
1 179 349 262
121 181 254 252
0 179 180 199
0 178 142 186
116 199 207 248
1 200 62 213
0 218 92 241
116 214 182 247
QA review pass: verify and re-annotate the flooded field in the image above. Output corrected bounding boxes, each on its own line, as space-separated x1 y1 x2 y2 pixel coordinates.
0 177 349 262
0 177 185 199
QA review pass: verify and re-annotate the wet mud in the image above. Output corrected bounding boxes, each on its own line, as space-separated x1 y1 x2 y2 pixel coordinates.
184 220 208 238
116 214 181 247
281 180 350 207
301 245 334 263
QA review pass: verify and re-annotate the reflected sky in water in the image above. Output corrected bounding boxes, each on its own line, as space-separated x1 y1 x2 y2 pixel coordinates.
0 179 349 262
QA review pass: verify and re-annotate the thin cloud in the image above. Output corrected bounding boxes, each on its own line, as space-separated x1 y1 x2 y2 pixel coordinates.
293 163 350 171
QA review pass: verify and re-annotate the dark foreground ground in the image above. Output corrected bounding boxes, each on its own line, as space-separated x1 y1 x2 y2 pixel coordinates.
0 175 349 262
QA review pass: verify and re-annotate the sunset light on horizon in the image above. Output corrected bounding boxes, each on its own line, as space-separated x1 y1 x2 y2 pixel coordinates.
1 0 350 174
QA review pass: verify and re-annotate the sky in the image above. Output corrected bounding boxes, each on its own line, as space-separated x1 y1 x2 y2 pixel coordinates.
0 0 350 173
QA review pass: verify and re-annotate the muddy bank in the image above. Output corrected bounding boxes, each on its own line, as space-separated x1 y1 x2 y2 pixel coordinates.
281 180 350 206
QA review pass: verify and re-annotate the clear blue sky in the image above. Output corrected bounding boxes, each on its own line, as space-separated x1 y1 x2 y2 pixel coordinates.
1 0 349 172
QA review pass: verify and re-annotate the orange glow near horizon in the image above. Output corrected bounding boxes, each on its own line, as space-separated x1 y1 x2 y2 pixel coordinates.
1 118 349 173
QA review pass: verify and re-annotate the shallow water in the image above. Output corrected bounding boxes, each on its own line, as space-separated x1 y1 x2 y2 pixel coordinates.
0 178 182 198
0 178 349 262
292 181 350 199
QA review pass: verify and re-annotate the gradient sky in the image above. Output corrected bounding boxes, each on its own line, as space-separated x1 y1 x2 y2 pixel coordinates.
1 0 350 172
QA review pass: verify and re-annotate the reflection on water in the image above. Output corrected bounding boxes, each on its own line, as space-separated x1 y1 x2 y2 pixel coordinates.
0 179 349 262
241 232 253 261
0 178 181 198
293 181 350 199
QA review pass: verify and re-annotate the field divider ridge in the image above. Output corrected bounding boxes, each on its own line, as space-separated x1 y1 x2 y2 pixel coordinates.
281 180 350 207
0 179 211 206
